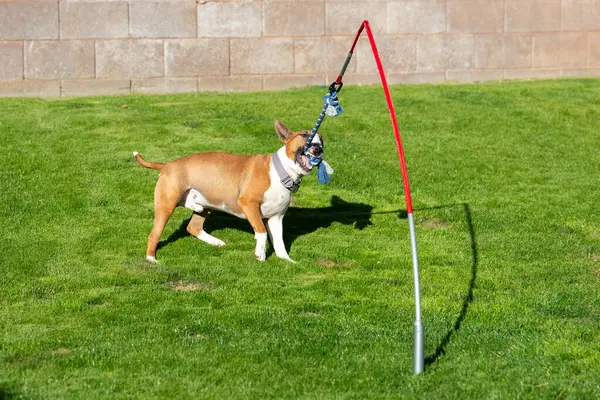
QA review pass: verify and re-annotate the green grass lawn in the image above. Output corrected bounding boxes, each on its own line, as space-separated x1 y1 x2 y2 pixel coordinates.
1 79 599 399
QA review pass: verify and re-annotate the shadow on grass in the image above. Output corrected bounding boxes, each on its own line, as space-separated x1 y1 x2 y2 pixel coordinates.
421 202 478 367
157 195 374 253
0 384 18 400
157 198 476 369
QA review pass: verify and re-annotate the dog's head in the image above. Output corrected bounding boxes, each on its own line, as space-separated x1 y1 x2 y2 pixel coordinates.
274 120 324 176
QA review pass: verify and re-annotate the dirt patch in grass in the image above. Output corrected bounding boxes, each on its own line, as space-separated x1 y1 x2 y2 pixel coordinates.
298 311 321 318
169 280 212 292
419 217 452 229
316 259 354 268
54 348 71 357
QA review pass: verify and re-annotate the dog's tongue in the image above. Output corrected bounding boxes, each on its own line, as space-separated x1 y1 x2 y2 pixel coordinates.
300 155 312 170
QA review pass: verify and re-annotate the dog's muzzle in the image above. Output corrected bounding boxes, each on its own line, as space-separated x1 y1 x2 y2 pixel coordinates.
306 143 323 159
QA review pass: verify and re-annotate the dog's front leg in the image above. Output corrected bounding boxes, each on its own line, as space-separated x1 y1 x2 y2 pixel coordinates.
267 215 295 263
238 198 268 261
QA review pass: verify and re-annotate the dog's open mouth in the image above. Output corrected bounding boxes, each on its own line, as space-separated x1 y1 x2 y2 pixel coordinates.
297 154 312 172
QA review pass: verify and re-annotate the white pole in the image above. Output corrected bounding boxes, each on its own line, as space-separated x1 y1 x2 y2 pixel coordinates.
408 213 424 374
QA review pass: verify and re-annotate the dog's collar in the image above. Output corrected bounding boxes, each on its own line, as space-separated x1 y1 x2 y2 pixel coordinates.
272 151 301 193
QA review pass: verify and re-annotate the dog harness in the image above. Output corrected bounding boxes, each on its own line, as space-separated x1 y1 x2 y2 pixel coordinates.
272 151 302 193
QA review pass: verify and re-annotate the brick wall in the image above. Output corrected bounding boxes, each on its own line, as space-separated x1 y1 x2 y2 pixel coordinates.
0 0 599 97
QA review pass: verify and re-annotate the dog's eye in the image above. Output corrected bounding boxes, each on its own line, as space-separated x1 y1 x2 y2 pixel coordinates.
301 133 309 138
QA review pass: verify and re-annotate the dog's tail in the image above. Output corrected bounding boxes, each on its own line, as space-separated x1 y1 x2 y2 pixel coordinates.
133 151 165 171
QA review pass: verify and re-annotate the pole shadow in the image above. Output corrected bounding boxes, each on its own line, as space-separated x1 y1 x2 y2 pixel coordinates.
0 384 18 400
420 202 478 367
157 195 374 253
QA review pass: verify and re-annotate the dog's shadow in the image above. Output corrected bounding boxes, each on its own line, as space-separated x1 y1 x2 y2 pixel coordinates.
157 195 373 253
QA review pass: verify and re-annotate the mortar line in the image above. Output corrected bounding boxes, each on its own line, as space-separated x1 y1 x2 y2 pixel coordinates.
587 32 591 68
163 40 167 78
194 1 198 38
261 0 265 38
292 37 296 73
445 0 448 33
93 40 97 78
21 40 25 80
57 1 61 40
323 0 327 37
531 35 534 69
560 0 563 32
127 2 131 38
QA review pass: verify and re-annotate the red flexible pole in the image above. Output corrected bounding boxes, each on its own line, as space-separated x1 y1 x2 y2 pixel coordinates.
363 21 413 214
341 20 423 374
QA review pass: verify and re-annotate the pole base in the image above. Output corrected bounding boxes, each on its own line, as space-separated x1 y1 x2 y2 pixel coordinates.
414 321 424 374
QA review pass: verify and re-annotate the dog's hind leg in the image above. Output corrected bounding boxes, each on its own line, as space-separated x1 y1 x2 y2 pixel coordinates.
187 210 226 247
146 178 179 263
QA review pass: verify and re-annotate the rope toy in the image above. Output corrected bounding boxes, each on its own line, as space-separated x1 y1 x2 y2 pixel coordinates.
304 86 343 184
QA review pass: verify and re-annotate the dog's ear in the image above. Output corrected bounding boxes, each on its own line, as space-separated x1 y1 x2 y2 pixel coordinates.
274 120 292 142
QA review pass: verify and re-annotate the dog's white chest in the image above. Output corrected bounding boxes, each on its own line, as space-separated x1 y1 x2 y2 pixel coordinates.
260 162 292 218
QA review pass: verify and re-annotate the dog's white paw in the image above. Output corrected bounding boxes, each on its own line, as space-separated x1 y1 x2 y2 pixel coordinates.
198 231 226 247
255 249 266 262
146 255 157 263
254 232 267 262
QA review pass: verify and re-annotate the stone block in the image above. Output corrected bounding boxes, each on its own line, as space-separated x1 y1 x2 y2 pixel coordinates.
417 35 476 71
356 36 417 73
447 0 504 33
263 0 325 36
505 0 561 32
475 35 504 69
326 1 387 35
503 68 561 80
131 78 198 94
130 1 196 38
562 0 600 30
231 38 293 75
294 38 357 74
198 2 261 38
263 74 324 91
387 71 446 84
96 40 164 79
59 2 128 39
339 72 380 86
590 32 600 66
25 41 95 79
61 79 131 97
165 39 229 77
476 35 532 69
533 33 588 68
388 0 446 34
0 2 58 40
562 68 600 78
340 71 448 86
447 70 504 83
0 42 23 80
198 76 263 92
0 80 60 98
504 35 532 68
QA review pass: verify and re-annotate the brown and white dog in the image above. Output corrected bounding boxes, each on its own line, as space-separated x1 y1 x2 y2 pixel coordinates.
134 120 324 263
